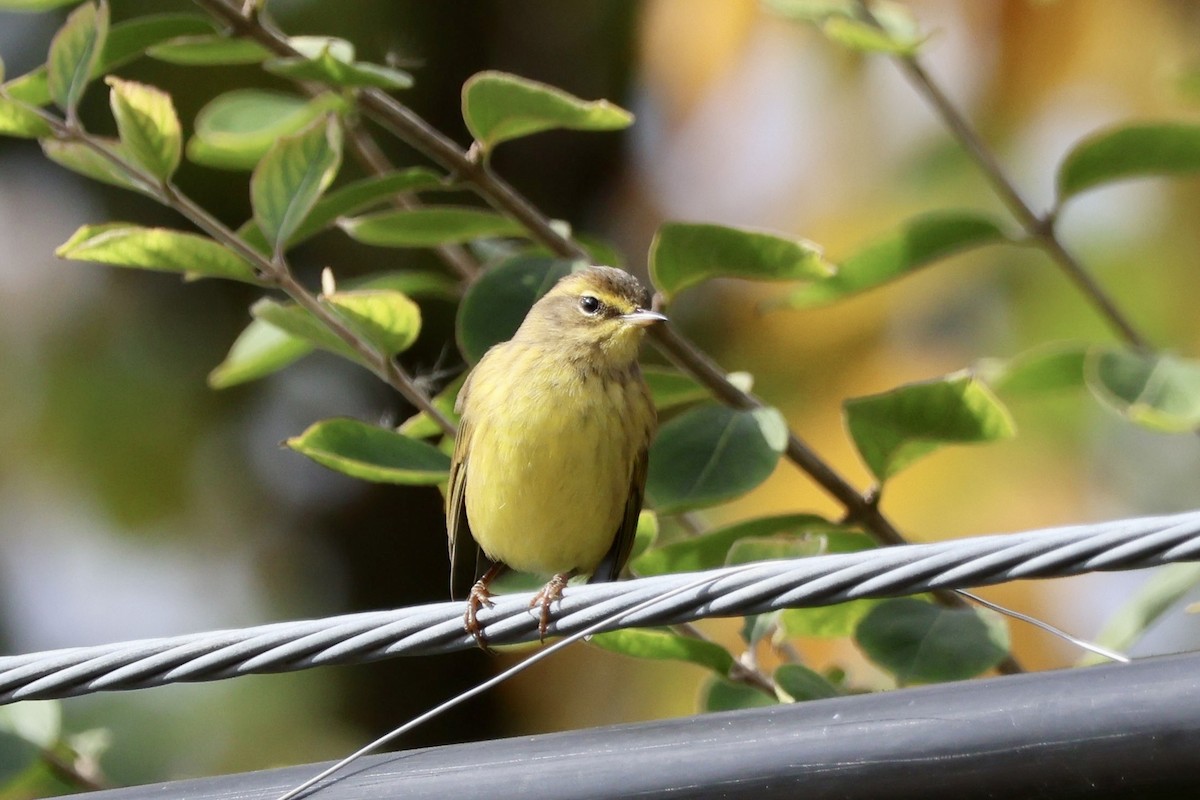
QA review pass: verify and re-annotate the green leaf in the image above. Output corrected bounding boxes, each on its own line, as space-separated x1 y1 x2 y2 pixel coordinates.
147 34 270 65
339 206 526 249
455 255 577 363
265 45 413 90
979 342 1089 397
844 371 1016 482
649 222 832 303
855 598 1010 683
763 0 854 23
628 510 659 563
187 90 345 170
634 513 850 577
1082 563 1200 666
643 366 709 411
238 167 445 252
398 374 464 438
208 320 314 389
1085 348 1200 433
287 418 450 484
40 138 151 193
213 271 452 389
0 702 60 749
462 70 633 154
1057 122 1200 202
773 664 840 702
252 289 420 363
46 0 108 115
820 12 922 55
0 95 52 138
784 212 1007 308
0 0 81 8
779 598 879 639
645 404 788 514
702 677 778 712
326 289 421 356
591 628 735 676
106 77 181 181
0 730 40 786
251 114 342 254
725 536 830 565
56 223 258 282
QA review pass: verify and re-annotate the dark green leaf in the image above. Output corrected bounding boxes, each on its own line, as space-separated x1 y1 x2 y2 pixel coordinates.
1083 563 1200 665
106 77 181 181
56 223 257 282
239 167 445 252
287 417 450 484
147 34 270 65
339 206 526 248
591 628 735 676
979 342 1089 396
724 536 829 565
0 731 39 786
102 13 217 72
844 371 1016 482
785 212 1007 308
855 598 1009 683
702 677 778 712
1085 348 1200 433
634 513 839 576
774 664 840 702
643 366 709 411
187 89 345 170
645 404 788 514
1057 122 1200 202
251 114 342 253
46 0 108 115
455 255 576 363
462 70 633 154
650 221 832 303
208 320 314 389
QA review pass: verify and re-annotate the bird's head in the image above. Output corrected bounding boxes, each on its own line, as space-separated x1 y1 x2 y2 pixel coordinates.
515 266 666 366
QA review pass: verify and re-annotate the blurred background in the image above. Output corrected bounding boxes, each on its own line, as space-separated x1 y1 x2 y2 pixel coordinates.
2 0 1200 789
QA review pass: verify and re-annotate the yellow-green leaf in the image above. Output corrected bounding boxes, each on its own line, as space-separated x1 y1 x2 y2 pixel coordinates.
251 115 342 254
844 371 1015 483
47 0 108 115
56 223 258 282
462 70 633 154
187 89 345 170
208 320 314 389
287 417 450 485
147 34 270 65
649 222 832 303
1057 122 1200 202
1085 348 1200 433
0 96 52 138
591 628 735 676
106 77 181 181
40 138 151 193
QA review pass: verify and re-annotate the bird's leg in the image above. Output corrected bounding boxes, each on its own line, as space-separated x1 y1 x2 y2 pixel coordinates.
464 562 506 650
529 571 574 642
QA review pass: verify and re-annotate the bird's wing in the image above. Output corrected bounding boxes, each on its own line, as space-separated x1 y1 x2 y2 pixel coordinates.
446 398 480 600
591 445 649 584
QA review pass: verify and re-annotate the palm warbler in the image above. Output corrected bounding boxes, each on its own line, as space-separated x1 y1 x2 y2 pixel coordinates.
447 266 665 645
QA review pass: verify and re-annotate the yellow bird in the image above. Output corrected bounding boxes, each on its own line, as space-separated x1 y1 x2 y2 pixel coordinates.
446 266 665 645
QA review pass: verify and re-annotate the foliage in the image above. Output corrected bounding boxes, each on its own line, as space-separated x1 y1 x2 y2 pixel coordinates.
1 0 1198 788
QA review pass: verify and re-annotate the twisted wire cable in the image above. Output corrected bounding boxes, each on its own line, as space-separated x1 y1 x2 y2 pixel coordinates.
3 509 1200 704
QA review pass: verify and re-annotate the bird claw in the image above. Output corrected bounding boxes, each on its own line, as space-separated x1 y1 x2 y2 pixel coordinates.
464 579 496 651
529 573 570 642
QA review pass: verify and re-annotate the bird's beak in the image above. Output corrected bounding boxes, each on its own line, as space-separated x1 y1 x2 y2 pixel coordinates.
621 308 668 328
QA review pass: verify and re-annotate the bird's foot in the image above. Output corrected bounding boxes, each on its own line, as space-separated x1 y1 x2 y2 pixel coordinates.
464 579 497 651
529 573 570 642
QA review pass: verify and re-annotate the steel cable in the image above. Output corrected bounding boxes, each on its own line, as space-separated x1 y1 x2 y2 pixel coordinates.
3 509 1200 703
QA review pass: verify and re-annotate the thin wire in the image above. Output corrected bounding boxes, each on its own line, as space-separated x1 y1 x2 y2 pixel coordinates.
955 589 1130 664
275 565 763 800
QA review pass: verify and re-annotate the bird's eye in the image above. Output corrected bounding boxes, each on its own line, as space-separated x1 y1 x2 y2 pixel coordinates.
579 295 602 315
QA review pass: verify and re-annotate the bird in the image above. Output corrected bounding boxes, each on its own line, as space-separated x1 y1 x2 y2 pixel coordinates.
446 265 665 646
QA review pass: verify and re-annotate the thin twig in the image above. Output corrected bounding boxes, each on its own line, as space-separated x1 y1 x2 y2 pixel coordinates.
672 621 778 698
852 0 1149 350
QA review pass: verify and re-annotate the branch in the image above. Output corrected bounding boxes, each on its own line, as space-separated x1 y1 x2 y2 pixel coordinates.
853 0 1149 350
